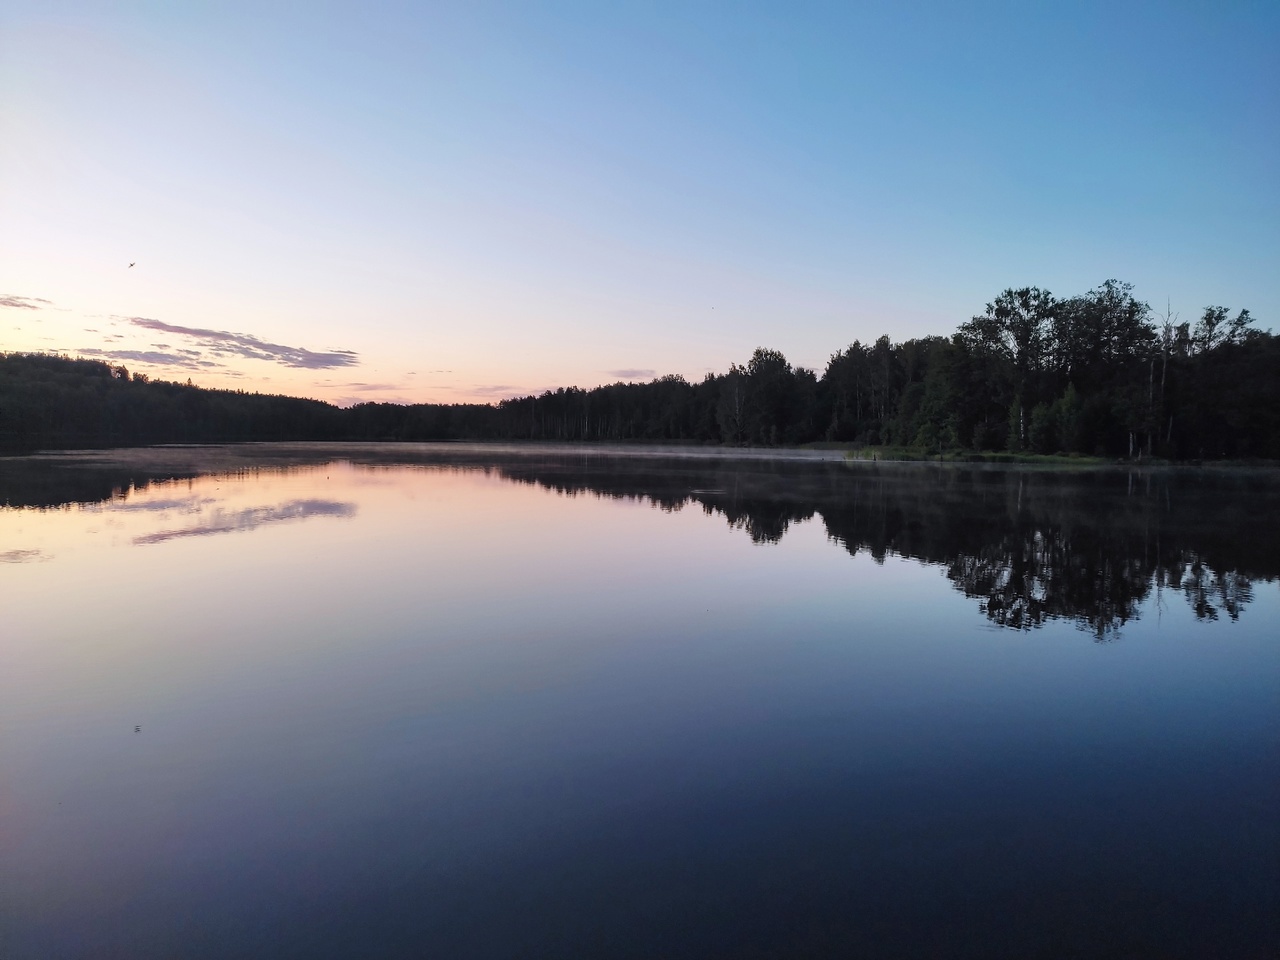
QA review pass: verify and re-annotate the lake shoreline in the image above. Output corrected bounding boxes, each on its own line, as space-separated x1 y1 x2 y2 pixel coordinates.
7 438 1280 475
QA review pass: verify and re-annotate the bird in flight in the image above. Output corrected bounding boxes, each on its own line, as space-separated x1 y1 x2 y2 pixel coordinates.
128 262 136 268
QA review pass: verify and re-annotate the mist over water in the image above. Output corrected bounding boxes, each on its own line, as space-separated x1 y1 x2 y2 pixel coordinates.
2 444 1276 958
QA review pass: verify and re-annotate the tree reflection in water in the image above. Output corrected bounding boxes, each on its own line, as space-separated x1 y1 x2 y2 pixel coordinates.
3 446 1275 639
490 457 1278 640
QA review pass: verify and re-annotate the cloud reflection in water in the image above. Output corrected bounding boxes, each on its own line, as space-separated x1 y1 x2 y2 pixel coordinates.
133 499 356 544
93 496 217 513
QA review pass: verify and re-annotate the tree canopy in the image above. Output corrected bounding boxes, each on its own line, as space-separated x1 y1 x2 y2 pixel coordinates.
3 281 1275 458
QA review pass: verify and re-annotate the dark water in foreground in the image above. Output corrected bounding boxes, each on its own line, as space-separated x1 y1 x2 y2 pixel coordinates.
2 444 1276 958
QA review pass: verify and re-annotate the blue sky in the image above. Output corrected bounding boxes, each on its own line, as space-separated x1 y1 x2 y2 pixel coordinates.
2 1 1276 403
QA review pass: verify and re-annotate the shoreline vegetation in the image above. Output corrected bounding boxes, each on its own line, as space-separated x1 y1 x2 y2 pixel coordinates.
14 440 1278 475
844 446 1108 465
3 280 1276 460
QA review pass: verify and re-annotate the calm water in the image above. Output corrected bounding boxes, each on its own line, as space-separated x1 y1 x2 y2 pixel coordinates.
2 443 1276 959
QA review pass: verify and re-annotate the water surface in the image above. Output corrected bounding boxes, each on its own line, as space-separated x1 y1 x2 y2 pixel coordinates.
2 444 1276 958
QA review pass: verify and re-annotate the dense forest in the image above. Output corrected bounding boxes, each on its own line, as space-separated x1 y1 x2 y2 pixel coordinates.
2 280 1276 457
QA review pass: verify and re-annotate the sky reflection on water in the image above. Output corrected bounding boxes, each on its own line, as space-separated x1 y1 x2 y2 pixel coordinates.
1 445 1276 958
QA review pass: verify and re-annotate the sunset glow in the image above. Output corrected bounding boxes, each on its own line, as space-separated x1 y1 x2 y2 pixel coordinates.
3 4 1276 403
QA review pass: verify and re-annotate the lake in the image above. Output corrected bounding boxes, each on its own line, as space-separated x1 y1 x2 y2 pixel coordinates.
2 443 1276 958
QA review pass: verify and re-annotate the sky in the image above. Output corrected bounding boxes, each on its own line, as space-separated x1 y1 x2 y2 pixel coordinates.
1 1 1277 406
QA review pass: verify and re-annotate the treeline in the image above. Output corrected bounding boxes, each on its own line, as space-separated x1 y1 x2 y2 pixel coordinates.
474 281 1278 458
0 353 349 449
2 280 1276 457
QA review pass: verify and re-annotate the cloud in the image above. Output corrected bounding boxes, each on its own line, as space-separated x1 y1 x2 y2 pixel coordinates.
133 499 356 544
606 368 656 380
125 317 359 369
0 295 52 310
78 348 210 368
333 395 413 408
469 384 519 396
329 383 411 406
0 549 52 563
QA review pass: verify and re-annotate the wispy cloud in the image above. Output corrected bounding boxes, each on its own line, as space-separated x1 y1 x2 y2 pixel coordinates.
78 348 210 368
606 368 656 380
333 395 413 408
0 549 52 563
329 383 413 407
0 295 52 310
124 317 359 370
133 499 356 544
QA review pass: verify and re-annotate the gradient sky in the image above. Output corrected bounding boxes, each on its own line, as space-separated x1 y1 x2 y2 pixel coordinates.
2 1 1276 405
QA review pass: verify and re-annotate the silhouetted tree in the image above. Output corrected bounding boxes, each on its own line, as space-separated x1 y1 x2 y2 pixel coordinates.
1 277 1271 457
